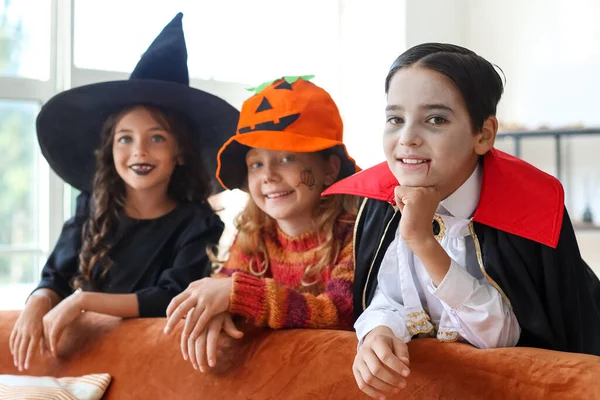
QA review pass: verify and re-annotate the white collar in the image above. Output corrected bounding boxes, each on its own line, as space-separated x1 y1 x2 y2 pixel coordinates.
438 163 482 219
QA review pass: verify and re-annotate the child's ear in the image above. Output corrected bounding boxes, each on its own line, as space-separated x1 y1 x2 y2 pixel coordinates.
475 116 497 155
324 154 342 186
177 155 184 166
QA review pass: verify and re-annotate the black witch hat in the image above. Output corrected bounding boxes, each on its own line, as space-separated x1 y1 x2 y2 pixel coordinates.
36 13 239 193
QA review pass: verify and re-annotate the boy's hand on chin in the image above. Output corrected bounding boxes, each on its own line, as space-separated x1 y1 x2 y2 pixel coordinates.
395 185 452 285
394 185 441 247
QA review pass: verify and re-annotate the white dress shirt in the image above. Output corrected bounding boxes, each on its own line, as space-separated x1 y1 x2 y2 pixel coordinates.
355 164 521 349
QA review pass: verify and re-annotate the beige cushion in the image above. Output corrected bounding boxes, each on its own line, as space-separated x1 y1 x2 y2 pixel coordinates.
0 373 111 400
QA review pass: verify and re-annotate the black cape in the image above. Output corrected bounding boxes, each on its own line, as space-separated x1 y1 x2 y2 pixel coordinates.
324 150 600 356
353 198 600 355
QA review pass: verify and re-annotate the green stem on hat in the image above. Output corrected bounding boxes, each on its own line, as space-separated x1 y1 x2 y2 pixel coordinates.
245 75 316 94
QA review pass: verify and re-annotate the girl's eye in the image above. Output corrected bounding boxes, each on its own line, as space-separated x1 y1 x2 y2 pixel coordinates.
117 136 132 144
427 116 448 125
281 156 294 163
248 161 262 169
151 134 166 143
386 116 404 125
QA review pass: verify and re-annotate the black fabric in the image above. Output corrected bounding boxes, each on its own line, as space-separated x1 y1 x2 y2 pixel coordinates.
255 97 273 113
238 113 300 134
352 199 399 320
128 13 189 85
432 219 441 236
36 193 224 318
36 13 239 193
354 198 600 355
274 81 293 90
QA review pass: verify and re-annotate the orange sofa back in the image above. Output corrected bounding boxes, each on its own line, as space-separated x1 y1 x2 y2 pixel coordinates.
1 311 599 399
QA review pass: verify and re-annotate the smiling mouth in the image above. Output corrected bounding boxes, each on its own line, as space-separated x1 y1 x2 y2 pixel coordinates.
397 158 431 164
264 190 294 199
129 163 156 176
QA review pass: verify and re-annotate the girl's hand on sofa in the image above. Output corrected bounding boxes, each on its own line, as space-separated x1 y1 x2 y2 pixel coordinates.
353 325 411 399
187 312 243 373
9 293 53 371
164 277 233 339
42 291 85 357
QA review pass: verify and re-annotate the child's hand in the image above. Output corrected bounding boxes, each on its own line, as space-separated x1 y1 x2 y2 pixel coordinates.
164 277 233 344
353 325 411 399
41 292 85 358
394 186 440 248
186 312 244 373
395 185 452 285
9 295 52 371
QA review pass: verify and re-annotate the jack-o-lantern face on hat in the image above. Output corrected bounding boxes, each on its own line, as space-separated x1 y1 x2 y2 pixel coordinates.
215 76 360 190
238 80 300 134
237 78 332 138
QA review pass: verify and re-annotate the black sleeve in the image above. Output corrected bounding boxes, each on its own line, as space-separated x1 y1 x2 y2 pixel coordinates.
353 198 400 320
135 208 225 318
542 208 600 355
479 208 600 356
35 192 90 300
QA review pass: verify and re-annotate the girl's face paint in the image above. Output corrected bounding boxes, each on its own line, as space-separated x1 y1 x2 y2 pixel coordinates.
297 168 317 190
245 149 338 230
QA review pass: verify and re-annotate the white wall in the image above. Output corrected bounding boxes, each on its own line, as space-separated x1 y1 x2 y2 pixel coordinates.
405 0 468 47
337 0 407 169
466 0 600 128
464 0 600 226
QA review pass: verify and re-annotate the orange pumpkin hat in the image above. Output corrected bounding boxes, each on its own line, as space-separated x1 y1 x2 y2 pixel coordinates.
216 76 360 190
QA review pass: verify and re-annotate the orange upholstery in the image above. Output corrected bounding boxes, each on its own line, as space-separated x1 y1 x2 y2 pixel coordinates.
1 310 599 399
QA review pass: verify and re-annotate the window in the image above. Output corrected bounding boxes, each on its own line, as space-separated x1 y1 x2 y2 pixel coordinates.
0 100 40 247
0 0 53 309
0 0 51 80
0 98 45 308
65 186 80 219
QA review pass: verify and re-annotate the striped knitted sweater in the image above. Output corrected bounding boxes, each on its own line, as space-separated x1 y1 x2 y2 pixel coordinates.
214 216 355 330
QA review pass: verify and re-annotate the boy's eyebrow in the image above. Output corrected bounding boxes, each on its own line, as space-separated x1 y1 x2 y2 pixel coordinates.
420 104 454 113
385 104 454 113
385 104 403 112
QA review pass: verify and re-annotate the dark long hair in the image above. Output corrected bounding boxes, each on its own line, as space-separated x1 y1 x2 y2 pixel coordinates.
73 105 212 289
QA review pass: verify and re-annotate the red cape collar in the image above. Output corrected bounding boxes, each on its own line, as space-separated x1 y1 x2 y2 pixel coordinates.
323 148 564 248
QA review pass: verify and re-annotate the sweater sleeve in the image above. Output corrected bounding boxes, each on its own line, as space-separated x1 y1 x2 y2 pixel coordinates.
219 225 355 330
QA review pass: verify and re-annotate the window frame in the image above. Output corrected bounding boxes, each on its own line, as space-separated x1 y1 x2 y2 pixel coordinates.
0 0 72 304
